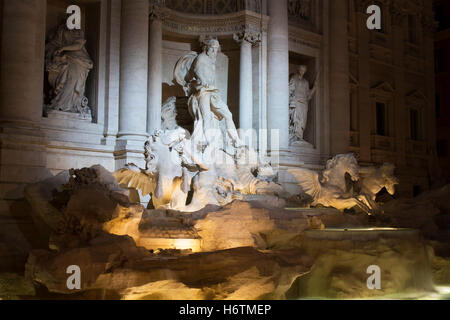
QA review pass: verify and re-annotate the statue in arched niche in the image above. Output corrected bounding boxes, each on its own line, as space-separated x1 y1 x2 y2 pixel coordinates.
289 65 319 145
44 20 93 119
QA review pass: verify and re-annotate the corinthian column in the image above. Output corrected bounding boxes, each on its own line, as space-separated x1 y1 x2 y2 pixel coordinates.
0 0 46 123
267 0 290 151
118 0 149 142
147 6 166 133
116 0 149 168
233 31 260 132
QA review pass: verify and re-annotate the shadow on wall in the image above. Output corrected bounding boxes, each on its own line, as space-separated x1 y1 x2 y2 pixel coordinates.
162 82 185 104
0 168 54 272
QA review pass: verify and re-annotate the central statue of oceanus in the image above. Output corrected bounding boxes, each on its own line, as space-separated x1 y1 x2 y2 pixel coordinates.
174 38 242 150
114 38 285 212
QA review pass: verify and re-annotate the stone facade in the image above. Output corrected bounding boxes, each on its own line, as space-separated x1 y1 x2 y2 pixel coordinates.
435 0 450 184
0 0 439 259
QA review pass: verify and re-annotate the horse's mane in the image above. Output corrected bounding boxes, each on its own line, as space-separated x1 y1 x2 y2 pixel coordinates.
322 154 357 182
380 163 395 175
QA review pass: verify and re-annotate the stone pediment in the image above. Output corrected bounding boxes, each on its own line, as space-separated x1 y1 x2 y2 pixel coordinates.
406 90 427 108
371 82 395 99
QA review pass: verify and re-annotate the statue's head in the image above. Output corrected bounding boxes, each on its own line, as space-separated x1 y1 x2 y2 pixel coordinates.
380 163 399 195
322 153 359 183
144 140 159 173
298 65 307 77
203 39 220 60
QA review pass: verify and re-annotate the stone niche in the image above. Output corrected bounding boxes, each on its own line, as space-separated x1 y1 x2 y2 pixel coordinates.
161 36 234 131
288 51 317 147
44 0 100 123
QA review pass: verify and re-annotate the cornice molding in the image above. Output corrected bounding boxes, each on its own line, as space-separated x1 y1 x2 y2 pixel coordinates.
160 8 269 37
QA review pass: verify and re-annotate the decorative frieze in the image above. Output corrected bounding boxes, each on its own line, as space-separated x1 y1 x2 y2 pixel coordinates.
161 8 267 36
288 0 319 33
288 0 312 20
149 4 169 21
161 0 261 15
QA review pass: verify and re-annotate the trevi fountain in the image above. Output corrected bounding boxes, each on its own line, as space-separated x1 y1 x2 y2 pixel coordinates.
0 0 449 301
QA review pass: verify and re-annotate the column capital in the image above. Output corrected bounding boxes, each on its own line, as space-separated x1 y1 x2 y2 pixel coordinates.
149 5 168 21
233 30 261 46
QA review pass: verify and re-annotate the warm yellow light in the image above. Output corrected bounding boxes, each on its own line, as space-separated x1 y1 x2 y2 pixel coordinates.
174 238 201 252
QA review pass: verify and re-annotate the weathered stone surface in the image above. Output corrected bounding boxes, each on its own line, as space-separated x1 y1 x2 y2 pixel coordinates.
0 273 35 299
120 280 205 300
382 185 450 239
25 242 311 300
25 234 151 294
93 247 310 300
242 194 286 208
24 170 70 235
19 166 449 300
431 255 450 286
190 201 310 251
60 186 134 241
286 229 435 299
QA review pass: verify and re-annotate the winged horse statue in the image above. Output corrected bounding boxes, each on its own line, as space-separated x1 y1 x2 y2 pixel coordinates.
357 163 399 214
288 154 372 214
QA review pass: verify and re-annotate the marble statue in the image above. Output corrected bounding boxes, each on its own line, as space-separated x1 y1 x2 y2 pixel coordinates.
288 0 312 20
288 154 372 213
115 96 285 211
288 65 319 144
357 163 399 214
45 21 93 119
114 39 286 212
174 38 242 150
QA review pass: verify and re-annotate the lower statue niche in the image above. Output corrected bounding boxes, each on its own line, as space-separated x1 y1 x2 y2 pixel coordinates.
11 162 450 300
44 20 93 121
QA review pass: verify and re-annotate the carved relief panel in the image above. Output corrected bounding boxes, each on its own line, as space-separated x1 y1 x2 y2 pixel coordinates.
288 0 320 33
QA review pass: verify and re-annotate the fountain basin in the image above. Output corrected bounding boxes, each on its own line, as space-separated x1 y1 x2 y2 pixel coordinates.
287 227 435 299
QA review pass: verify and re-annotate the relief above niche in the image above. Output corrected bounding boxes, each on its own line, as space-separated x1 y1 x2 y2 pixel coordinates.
162 0 262 15
288 0 319 32
44 20 93 121
288 0 311 20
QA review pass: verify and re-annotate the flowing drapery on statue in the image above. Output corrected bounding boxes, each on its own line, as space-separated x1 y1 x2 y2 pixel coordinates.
288 65 319 144
45 21 93 119
174 38 242 150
